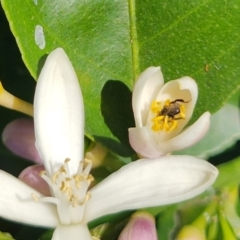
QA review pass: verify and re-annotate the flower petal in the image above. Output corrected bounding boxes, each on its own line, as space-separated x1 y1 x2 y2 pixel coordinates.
52 224 92 240
128 126 164 158
155 76 198 117
132 67 164 127
0 170 58 227
129 113 210 158
159 112 211 154
34 48 84 175
84 155 218 222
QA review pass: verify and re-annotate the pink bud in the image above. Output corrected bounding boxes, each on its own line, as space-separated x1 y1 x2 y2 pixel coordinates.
118 212 158 240
19 165 51 196
2 118 42 163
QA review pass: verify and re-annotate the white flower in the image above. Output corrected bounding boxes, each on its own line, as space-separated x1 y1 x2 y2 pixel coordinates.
0 49 218 240
129 67 211 158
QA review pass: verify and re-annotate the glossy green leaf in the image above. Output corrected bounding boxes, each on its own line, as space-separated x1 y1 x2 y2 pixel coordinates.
156 205 178 240
214 156 240 188
221 187 240 238
175 91 240 159
2 0 240 155
219 209 238 240
0 232 14 240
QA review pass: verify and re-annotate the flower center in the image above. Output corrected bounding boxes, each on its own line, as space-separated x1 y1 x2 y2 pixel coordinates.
32 158 94 225
151 99 189 132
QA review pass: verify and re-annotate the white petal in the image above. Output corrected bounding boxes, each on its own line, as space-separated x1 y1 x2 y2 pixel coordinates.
160 112 211 154
155 76 198 114
128 126 164 158
132 67 164 127
0 170 58 227
84 156 218 222
129 112 210 157
52 224 92 240
34 48 84 175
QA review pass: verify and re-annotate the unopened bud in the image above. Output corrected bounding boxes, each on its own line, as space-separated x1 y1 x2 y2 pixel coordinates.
19 164 51 196
2 118 41 163
86 143 107 168
118 212 158 240
176 225 205 240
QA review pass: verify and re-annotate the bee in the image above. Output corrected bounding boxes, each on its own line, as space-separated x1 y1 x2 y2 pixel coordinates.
159 99 190 120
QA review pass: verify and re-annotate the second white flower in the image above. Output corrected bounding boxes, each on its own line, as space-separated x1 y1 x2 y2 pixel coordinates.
129 67 210 158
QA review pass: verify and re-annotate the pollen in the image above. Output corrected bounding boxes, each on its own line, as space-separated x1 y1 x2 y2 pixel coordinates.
151 99 187 132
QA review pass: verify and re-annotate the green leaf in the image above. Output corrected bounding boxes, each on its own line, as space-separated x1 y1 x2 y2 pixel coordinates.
218 209 238 240
156 205 179 240
0 232 14 240
2 1 240 154
214 156 240 188
174 90 240 159
221 187 240 238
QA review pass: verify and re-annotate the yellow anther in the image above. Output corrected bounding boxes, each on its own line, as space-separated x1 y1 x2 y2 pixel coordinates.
52 171 61 183
59 166 67 173
67 189 73 201
31 193 39 202
179 105 186 119
65 158 70 163
169 119 178 131
80 192 91 205
39 170 46 176
88 174 94 183
70 195 79 207
73 175 84 189
164 116 169 129
151 100 162 113
151 98 188 132
60 180 70 192
0 81 33 116
74 174 84 181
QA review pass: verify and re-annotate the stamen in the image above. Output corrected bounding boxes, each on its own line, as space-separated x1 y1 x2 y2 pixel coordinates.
150 100 161 113
151 99 188 132
179 105 185 119
81 192 91 205
87 174 95 183
35 158 93 224
31 193 39 202
0 81 33 116
82 158 93 175
60 179 70 192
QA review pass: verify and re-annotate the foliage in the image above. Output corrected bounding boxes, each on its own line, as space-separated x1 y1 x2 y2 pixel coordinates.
1 1 240 239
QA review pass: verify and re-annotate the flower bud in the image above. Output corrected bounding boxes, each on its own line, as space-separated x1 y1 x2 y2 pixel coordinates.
2 118 41 163
18 164 50 196
176 225 205 240
129 67 210 158
118 212 157 240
